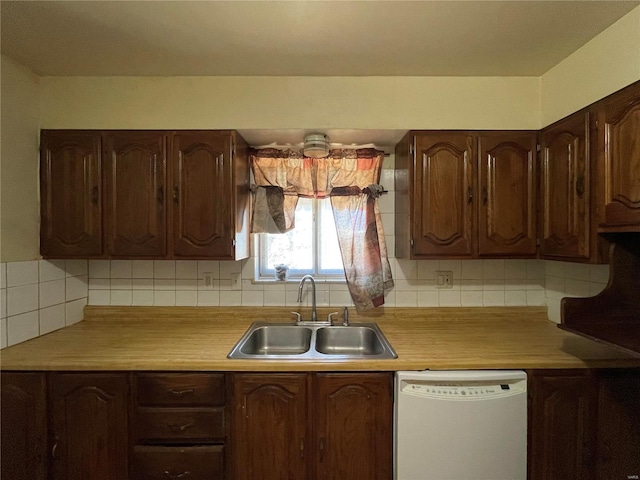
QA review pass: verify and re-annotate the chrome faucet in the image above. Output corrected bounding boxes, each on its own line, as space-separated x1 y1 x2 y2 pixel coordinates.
297 275 318 322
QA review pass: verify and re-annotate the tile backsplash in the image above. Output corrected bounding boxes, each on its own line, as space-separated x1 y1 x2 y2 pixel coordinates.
0 260 88 349
0 256 611 349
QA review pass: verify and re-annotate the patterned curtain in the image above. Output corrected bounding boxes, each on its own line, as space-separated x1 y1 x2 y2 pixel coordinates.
250 148 394 312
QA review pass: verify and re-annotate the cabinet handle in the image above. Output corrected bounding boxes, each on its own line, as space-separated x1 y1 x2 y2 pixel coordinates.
164 471 190 479
91 186 99 204
167 388 194 396
173 186 179 204
51 436 59 459
319 436 325 463
482 187 488 206
168 422 194 433
157 186 164 203
467 186 473 204
575 175 585 198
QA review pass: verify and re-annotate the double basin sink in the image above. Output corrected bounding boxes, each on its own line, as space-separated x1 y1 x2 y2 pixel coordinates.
228 321 397 360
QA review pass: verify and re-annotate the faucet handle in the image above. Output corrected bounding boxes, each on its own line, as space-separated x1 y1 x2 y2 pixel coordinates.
327 312 340 325
291 312 302 323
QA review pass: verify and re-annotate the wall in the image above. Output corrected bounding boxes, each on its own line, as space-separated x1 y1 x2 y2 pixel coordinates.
40 76 540 130
0 55 41 262
541 5 640 126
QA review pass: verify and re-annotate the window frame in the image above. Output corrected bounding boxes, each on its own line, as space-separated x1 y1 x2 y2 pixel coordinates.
256 197 345 281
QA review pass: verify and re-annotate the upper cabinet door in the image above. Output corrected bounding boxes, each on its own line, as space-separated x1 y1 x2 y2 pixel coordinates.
540 111 590 260
412 133 475 257
104 131 168 257
596 81 640 230
172 131 234 258
40 131 103 257
478 132 537 257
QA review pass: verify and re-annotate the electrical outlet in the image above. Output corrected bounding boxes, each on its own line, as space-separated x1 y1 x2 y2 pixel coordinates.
230 273 241 291
436 271 453 289
203 272 214 290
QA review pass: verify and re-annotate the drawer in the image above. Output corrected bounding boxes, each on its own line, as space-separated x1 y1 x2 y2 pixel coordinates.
136 373 225 406
136 407 225 443
132 445 224 480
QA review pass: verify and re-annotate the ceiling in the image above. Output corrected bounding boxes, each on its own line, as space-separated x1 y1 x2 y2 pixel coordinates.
2 1 638 78
2 0 638 147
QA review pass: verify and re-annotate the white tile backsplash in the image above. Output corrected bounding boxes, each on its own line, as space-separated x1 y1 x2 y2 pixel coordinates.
40 304 66 335
7 284 39 316
0 230 612 350
1 260 90 349
39 279 66 308
7 261 39 286
7 311 40 346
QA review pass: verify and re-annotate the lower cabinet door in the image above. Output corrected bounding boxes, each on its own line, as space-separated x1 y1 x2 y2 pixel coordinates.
50 373 129 480
132 445 224 480
0 372 48 480
314 373 393 480
528 371 598 480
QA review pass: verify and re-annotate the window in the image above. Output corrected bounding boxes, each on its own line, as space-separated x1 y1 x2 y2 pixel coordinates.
257 197 344 280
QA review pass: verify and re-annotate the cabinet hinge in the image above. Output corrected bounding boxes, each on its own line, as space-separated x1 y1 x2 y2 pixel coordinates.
594 120 599 129
410 238 414 247
409 143 414 157
232 239 236 248
536 144 541 153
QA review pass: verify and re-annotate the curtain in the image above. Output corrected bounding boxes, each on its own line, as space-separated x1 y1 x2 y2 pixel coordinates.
250 148 394 312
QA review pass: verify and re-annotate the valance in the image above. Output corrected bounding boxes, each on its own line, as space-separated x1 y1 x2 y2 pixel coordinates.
250 148 394 312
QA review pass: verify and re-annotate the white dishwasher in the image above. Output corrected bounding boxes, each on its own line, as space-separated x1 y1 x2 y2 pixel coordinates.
395 370 527 480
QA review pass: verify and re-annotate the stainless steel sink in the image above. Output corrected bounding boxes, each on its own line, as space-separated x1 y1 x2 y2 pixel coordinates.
228 322 397 360
315 326 385 355
239 325 312 356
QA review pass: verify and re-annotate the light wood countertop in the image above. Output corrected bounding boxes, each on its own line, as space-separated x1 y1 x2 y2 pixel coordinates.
1 306 639 371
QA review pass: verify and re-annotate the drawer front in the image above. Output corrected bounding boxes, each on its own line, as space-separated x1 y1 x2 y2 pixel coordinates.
132 445 224 480
137 373 225 406
136 408 225 443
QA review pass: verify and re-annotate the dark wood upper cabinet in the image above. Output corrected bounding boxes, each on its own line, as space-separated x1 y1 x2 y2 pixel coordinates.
232 373 308 480
540 111 591 260
410 132 475 257
50 373 129 480
1 372 48 480
478 132 537 257
314 373 393 480
172 131 249 259
40 131 103 258
595 81 640 231
40 130 250 260
104 131 168 257
396 130 536 258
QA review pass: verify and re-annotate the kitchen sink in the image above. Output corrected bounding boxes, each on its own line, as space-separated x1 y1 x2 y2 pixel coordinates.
228 322 397 360
315 326 385 355
239 325 312 356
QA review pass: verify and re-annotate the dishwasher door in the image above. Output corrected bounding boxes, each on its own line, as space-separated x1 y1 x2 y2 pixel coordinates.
394 370 527 480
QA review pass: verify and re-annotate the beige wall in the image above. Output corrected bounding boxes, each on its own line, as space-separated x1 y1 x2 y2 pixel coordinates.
541 5 640 126
41 76 540 130
1 55 41 262
1 6 639 263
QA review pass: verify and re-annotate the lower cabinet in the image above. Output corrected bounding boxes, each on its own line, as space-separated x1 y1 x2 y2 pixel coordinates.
528 368 640 480
50 373 129 480
231 372 393 480
130 373 227 480
0 372 48 480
